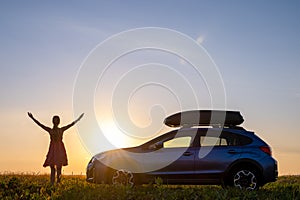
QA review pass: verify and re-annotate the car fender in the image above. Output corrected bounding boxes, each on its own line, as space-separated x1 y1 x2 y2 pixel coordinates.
224 158 263 179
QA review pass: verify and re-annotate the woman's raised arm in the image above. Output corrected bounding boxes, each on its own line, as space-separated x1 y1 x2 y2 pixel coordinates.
28 112 51 132
61 113 84 131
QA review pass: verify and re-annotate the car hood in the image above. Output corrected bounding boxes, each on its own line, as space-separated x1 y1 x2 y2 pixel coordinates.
93 146 188 173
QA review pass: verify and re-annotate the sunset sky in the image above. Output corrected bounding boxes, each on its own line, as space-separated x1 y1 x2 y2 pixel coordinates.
0 1 299 175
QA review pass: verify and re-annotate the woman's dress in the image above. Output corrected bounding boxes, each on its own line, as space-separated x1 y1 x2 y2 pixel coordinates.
43 128 68 167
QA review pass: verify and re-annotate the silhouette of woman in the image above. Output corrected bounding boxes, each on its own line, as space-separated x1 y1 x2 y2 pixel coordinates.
28 112 84 185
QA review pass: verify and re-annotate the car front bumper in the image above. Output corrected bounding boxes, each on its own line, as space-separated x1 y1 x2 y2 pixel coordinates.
86 158 111 183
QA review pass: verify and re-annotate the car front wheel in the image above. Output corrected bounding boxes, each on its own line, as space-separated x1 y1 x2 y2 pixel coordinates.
111 169 134 187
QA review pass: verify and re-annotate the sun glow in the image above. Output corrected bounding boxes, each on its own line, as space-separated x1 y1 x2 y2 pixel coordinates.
100 121 141 149
95 117 171 151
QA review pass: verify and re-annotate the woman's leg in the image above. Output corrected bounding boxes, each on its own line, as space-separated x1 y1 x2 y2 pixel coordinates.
57 165 62 183
50 165 56 185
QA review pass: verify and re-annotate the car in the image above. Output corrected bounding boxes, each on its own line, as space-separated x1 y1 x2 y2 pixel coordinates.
86 110 278 190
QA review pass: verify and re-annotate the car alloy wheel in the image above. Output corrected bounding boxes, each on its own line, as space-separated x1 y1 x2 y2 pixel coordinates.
233 169 258 190
112 169 134 186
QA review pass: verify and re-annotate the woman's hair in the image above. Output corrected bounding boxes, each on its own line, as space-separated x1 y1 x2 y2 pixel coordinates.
52 115 60 126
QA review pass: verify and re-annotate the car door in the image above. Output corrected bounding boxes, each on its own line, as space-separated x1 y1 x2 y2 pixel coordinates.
146 130 197 183
194 130 242 183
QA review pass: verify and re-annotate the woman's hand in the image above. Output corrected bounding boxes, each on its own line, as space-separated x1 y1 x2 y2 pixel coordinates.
28 112 34 119
74 113 84 124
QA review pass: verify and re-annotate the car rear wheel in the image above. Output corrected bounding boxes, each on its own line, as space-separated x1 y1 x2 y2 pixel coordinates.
231 168 259 190
111 169 134 187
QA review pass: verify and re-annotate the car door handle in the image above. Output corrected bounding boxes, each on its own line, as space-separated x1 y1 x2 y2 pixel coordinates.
227 150 237 154
183 152 193 156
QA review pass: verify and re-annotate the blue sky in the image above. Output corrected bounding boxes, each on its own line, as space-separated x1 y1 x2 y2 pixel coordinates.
0 1 299 174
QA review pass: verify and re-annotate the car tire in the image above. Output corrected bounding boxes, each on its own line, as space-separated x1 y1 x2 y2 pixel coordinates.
227 167 260 190
111 169 134 187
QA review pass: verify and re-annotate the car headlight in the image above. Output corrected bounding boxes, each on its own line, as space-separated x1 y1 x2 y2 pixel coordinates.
89 157 96 164
95 153 107 161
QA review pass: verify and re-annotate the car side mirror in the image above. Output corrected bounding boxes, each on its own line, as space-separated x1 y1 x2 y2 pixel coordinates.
155 141 163 149
148 141 163 150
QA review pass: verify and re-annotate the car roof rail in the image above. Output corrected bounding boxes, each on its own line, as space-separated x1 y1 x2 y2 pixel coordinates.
179 124 246 130
226 126 245 130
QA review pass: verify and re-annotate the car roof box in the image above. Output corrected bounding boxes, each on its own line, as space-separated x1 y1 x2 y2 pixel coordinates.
164 110 244 128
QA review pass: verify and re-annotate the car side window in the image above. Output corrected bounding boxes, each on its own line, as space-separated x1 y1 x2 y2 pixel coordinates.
223 132 252 146
200 131 252 146
200 136 228 147
163 136 192 148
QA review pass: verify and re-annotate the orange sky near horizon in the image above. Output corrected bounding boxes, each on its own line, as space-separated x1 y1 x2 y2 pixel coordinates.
0 109 299 176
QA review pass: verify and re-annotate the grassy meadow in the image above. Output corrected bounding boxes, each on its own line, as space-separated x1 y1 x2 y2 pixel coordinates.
0 173 299 200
